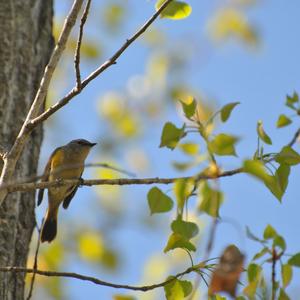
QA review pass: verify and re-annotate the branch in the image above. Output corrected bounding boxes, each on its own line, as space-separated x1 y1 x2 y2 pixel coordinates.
26 224 42 300
0 264 200 292
29 0 174 127
1 168 243 193
74 0 92 89
0 0 84 205
288 128 300 147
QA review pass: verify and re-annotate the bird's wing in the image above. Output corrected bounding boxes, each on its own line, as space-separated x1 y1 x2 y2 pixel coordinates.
37 147 62 206
62 170 83 209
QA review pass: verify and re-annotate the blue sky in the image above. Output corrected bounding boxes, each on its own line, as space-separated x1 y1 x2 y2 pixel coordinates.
36 1 300 299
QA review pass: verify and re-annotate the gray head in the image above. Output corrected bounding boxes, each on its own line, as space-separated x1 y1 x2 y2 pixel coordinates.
68 139 97 148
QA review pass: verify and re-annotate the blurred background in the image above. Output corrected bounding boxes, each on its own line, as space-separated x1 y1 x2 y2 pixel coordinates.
29 0 300 299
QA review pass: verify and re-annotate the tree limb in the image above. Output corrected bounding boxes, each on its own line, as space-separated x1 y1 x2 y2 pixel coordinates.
1 167 243 193
0 264 201 292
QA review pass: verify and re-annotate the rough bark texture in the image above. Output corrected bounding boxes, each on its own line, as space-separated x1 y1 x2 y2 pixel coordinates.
0 1 53 299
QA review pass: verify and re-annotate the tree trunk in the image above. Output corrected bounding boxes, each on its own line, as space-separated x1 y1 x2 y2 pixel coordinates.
0 1 53 299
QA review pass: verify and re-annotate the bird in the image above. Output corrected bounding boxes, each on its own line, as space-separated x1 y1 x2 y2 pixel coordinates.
37 139 96 243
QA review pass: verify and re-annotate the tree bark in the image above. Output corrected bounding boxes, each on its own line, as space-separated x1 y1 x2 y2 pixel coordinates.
0 1 53 299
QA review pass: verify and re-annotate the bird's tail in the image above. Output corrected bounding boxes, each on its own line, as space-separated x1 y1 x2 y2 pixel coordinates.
41 210 58 243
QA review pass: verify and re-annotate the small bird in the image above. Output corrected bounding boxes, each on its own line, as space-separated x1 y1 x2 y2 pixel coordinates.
38 139 96 243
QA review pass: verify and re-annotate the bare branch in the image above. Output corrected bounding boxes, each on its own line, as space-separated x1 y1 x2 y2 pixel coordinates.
74 0 92 89
0 264 199 292
0 0 84 205
1 168 243 193
288 128 300 147
29 0 174 127
26 224 42 300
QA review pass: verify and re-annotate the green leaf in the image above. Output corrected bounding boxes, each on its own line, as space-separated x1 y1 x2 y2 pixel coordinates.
288 252 300 267
113 295 136 300
247 263 261 282
278 288 291 300
275 146 300 165
263 224 277 239
180 99 197 119
171 219 199 239
164 277 192 300
164 233 196 253
273 235 286 251
179 142 199 155
173 178 194 215
243 160 287 201
277 114 292 128
243 159 270 183
199 182 223 217
252 247 269 260
275 163 290 196
160 122 185 150
156 0 192 20
246 226 265 243
147 187 173 214
257 120 272 145
285 92 299 110
243 281 258 298
208 133 238 156
281 264 292 288
220 102 240 122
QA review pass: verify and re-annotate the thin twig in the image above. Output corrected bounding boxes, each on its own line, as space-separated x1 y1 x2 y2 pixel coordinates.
26 224 42 300
288 128 300 147
29 0 174 127
271 247 277 300
0 167 243 193
74 0 92 89
0 264 198 292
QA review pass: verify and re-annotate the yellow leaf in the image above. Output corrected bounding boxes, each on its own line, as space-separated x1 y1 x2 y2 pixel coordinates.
78 232 104 262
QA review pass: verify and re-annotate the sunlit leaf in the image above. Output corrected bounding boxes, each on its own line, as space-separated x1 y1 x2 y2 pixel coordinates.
263 224 277 240
208 134 238 156
179 142 199 155
257 120 272 145
220 102 240 122
113 295 136 300
156 0 192 20
103 4 125 31
277 114 292 128
243 160 285 200
171 219 199 239
252 247 269 260
164 233 196 253
173 178 194 215
180 98 197 119
275 146 300 165
288 253 300 267
147 187 173 214
281 264 293 288
279 288 291 300
199 182 223 217
208 8 258 46
243 281 258 298
164 277 192 300
246 226 264 243
160 122 185 150
78 232 104 262
285 92 299 110
273 235 286 251
247 263 261 282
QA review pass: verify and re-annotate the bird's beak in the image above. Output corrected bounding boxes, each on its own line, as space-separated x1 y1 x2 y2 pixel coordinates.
90 142 97 147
